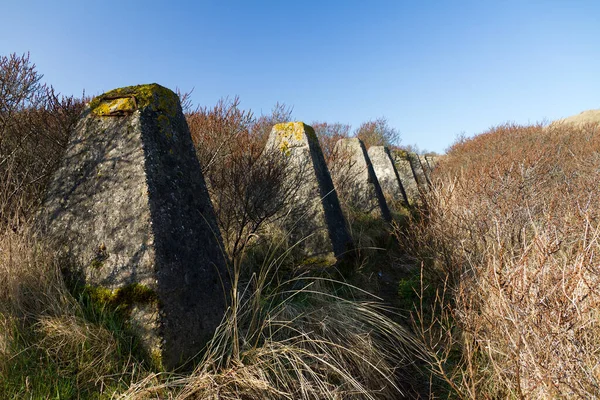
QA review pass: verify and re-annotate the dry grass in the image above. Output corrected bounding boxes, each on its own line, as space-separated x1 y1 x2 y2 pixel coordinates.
0 224 148 396
121 270 425 399
36 315 120 383
0 225 74 319
399 122 600 398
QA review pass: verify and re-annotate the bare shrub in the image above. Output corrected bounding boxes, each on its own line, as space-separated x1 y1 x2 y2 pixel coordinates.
355 117 399 149
252 102 294 147
399 122 600 398
312 123 363 215
0 52 85 227
312 121 351 164
187 98 304 266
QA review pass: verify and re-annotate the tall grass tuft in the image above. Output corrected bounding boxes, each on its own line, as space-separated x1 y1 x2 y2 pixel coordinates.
122 256 425 399
0 224 149 397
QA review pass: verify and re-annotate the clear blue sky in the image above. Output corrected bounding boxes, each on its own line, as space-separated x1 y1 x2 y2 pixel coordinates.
2 0 599 153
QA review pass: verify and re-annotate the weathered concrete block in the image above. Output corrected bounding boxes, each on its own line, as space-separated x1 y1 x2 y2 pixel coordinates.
41 84 229 369
391 151 419 204
424 155 438 170
418 155 433 184
367 146 409 207
407 152 428 188
266 122 352 262
331 138 392 221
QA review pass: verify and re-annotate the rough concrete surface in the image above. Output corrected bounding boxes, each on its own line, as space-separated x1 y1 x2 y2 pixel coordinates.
391 152 419 204
266 122 352 263
367 146 409 207
331 138 392 221
41 84 229 369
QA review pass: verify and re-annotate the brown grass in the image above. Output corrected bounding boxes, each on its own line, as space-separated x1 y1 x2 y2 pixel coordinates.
399 122 600 398
121 274 425 399
0 224 147 395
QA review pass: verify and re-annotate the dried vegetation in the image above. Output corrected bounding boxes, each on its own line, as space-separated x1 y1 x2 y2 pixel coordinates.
399 122 600 398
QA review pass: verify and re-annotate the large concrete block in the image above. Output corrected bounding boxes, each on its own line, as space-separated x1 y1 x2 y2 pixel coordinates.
367 146 409 207
424 155 438 170
391 151 419 204
266 122 352 262
41 84 229 369
418 155 433 184
407 152 428 188
331 138 392 221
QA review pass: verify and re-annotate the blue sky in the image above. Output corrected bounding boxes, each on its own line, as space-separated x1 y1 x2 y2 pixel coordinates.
1 0 599 153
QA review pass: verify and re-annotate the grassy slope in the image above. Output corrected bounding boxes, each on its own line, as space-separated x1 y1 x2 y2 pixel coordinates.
401 121 600 398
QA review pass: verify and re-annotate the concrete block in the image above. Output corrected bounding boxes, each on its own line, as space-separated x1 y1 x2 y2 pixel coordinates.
41 84 229 369
391 151 419 204
331 138 392 221
367 146 409 207
266 122 352 262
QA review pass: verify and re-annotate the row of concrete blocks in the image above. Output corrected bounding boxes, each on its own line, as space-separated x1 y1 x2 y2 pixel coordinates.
265 122 435 259
39 84 436 369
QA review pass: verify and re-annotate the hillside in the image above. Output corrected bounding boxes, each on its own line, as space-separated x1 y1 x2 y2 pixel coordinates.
551 108 600 126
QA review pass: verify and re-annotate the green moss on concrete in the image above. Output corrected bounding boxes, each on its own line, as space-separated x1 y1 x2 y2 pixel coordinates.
89 83 180 118
150 349 164 371
391 148 409 160
85 283 157 314
300 255 337 268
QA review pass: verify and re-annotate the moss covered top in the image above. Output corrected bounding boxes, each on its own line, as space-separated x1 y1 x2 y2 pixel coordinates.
272 122 318 155
273 122 305 141
391 148 409 159
89 83 180 118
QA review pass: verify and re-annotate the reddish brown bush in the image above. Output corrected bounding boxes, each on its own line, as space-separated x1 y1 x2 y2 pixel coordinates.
401 122 600 398
187 98 302 264
0 53 85 227
311 121 351 164
355 117 399 149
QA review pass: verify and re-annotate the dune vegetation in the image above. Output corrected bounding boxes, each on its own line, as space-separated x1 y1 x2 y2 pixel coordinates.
3 51 599 399
0 53 426 399
400 121 600 398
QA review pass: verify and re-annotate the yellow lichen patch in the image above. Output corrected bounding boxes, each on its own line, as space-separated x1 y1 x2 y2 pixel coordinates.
273 122 311 155
89 83 180 118
92 97 137 116
273 121 306 140
280 140 291 156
